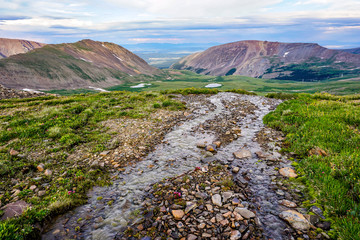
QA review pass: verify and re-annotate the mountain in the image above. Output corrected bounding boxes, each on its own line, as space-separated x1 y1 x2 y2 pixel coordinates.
171 40 360 81
341 47 360 55
0 38 45 58
0 39 160 90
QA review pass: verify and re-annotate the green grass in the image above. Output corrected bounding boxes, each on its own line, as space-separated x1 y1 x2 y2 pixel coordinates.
264 93 360 239
0 91 185 239
102 70 360 96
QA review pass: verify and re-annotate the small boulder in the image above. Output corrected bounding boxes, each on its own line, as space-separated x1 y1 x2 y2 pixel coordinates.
233 149 251 159
9 149 19 156
279 167 298 178
232 167 240 173
185 202 197 214
230 230 242 240
309 147 327 156
1 201 30 220
213 141 222 148
205 145 216 152
44 169 52 176
279 210 311 231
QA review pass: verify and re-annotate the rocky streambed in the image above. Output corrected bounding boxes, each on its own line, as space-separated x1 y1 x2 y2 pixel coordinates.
42 92 331 240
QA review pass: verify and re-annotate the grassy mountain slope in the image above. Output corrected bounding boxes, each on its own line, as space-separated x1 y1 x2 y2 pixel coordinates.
0 39 160 90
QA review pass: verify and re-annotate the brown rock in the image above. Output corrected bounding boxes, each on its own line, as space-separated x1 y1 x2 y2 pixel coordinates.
279 210 311 231
213 141 221 148
279 199 297 208
172 210 185 220
309 147 327 156
205 145 216 152
44 169 52 176
9 149 19 156
279 167 298 178
37 164 45 172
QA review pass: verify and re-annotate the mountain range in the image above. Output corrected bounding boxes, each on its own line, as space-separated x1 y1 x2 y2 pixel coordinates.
171 40 360 81
0 39 158 90
0 38 360 90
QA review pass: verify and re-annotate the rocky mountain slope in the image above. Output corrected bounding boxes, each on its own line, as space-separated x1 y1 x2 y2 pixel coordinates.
171 40 360 81
0 39 160 90
0 38 45 58
341 47 360 55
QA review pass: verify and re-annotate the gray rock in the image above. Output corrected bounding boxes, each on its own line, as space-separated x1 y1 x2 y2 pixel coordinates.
234 208 255 219
222 192 234 202
233 149 251 159
279 210 311 231
0 200 30 220
185 202 198 214
310 206 325 219
230 230 242 240
212 194 222 207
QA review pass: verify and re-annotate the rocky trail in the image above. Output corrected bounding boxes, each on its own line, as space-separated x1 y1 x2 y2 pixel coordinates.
42 92 331 240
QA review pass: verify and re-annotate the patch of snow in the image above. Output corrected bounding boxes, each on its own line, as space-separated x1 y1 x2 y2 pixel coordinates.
23 88 44 94
88 86 109 92
113 54 123 61
130 83 152 88
80 57 92 63
283 52 290 57
205 83 222 88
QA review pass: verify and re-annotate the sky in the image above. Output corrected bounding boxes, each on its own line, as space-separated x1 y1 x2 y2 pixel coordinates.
1 0 360 52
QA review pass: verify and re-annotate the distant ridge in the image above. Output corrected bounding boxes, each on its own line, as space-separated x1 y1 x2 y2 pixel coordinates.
0 39 160 90
171 40 360 81
341 47 360 55
0 38 46 58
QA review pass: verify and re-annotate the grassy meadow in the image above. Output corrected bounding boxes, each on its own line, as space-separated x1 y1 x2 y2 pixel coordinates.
0 91 186 239
264 93 360 239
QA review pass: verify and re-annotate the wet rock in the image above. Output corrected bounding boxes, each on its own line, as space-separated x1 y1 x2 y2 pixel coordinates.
205 145 216 152
279 210 311 231
213 141 222 148
316 221 331 231
232 167 240 173
196 141 206 148
230 230 242 240
279 199 297 208
212 194 222 207
279 167 298 178
37 164 45 172
305 214 319 225
233 149 251 159
234 208 255 219
172 210 185 220
1 200 30 220
310 206 325 219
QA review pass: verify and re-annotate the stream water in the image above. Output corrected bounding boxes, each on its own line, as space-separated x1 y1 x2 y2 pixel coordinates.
43 93 293 240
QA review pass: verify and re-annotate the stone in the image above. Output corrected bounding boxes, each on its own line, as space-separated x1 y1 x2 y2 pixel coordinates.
37 164 45 172
232 167 240 173
196 141 207 148
305 214 320 225
316 221 331 230
232 198 240 205
212 194 222 207
279 167 298 178
188 234 197 240
38 190 46 197
309 147 327 156
1 201 30 220
232 127 242 134
234 212 244 221
206 204 213 211
279 210 311 231
310 205 325 219
233 149 251 159
29 185 37 191
205 145 216 152
216 213 224 222
223 211 232 218
279 199 297 208
185 202 197 214
222 192 234 202
44 169 52 176
213 141 221 148
99 150 110 156
171 210 185 220
230 230 242 240
220 219 229 226
234 208 255 219
202 233 212 238
198 223 206 229
9 149 19 156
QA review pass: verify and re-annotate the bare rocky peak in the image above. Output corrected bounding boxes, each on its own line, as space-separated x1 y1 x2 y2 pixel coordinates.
171 40 360 78
0 38 46 58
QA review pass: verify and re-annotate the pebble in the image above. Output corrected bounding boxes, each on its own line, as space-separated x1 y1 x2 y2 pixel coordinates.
172 210 185 220
232 167 240 173
279 199 297 208
37 164 45 172
230 230 242 240
234 208 255 219
44 169 53 176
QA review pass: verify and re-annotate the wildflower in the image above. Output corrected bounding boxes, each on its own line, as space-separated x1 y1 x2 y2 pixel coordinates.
173 191 181 198
195 167 201 171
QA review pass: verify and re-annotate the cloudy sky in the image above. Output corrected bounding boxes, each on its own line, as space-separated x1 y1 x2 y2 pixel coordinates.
1 0 360 51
